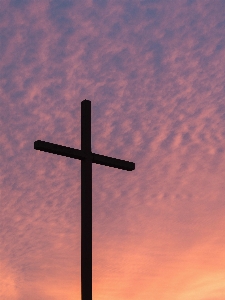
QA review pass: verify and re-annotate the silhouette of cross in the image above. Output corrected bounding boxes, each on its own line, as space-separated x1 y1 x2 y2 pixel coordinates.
34 99 135 300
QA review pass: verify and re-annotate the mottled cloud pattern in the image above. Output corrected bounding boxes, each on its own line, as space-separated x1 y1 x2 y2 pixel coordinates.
1 0 225 299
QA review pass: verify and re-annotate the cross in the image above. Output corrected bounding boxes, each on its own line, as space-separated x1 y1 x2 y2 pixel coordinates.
34 99 135 300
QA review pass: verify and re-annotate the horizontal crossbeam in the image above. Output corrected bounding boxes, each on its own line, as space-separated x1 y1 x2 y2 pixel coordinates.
34 140 86 160
34 140 135 171
92 152 135 171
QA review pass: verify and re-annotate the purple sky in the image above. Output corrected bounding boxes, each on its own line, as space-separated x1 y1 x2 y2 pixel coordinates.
1 0 225 299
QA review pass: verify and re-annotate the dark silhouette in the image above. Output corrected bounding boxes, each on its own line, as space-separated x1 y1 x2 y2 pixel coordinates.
34 99 135 300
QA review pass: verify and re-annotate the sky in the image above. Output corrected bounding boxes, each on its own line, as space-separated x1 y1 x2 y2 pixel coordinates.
1 0 225 299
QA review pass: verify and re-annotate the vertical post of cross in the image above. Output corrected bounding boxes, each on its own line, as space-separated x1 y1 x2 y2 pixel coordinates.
81 100 92 300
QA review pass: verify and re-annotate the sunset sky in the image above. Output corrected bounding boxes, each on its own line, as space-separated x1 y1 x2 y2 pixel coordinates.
1 0 225 299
